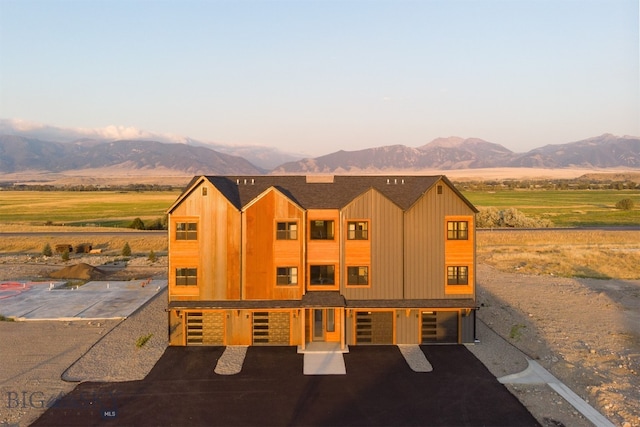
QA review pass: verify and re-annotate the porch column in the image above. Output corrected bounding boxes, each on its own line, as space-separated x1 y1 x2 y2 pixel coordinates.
300 308 306 350
340 307 346 350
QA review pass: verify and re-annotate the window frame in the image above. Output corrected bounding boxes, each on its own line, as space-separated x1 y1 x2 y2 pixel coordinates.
310 220 335 240
346 266 369 286
175 221 198 241
276 221 298 240
309 265 335 286
175 267 198 286
276 266 298 286
447 221 468 240
447 266 469 285
347 221 369 240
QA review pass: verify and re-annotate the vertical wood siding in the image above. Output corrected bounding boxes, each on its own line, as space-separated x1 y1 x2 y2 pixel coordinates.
244 189 304 300
168 180 241 302
404 180 475 299
341 189 404 300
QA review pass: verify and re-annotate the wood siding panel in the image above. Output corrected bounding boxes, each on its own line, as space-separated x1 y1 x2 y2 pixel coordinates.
396 309 420 344
445 214 475 296
307 209 340 291
244 189 304 300
404 180 475 300
341 190 403 300
168 180 241 302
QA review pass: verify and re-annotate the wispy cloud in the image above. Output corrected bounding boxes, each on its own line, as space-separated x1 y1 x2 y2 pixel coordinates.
0 118 188 144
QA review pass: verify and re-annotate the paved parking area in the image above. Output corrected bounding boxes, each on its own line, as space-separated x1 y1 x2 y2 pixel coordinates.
0 280 167 320
32 345 540 426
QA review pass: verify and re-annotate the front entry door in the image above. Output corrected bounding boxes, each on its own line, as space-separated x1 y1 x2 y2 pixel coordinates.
312 308 337 342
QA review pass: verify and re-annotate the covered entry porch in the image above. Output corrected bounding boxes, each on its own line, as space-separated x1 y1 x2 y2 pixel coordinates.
299 291 347 351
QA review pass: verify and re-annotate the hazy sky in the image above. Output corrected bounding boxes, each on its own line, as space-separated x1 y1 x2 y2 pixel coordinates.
1 0 638 155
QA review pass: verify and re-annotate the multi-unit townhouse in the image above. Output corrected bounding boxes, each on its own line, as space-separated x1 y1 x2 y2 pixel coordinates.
166 175 478 349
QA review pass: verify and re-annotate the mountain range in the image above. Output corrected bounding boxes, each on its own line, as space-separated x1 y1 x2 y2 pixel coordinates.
0 133 638 176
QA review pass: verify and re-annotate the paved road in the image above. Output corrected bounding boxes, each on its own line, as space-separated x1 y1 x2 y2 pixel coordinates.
477 226 640 232
0 230 166 237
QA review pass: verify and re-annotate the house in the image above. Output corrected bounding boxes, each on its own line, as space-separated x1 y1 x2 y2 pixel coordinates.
166 175 478 349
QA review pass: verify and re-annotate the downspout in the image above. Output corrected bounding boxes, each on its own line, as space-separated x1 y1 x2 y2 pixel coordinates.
339 210 345 350
240 208 244 301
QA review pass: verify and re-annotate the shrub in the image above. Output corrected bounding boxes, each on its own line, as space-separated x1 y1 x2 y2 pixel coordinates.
42 243 53 257
122 242 132 257
61 248 70 261
148 250 156 263
476 207 553 228
136 333 153 348
130 217 146 230
615 198 635 210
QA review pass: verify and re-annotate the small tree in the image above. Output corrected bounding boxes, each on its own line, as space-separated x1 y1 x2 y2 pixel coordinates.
61 248 70 261
42 243 53 257
615 198 635 210
122 242 132 257
130 217 146 230
148 250 157 263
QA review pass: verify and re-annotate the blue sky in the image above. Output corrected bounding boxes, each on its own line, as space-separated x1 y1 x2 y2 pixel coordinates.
1 0 638 155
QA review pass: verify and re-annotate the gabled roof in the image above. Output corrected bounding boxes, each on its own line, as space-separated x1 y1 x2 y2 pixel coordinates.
170 175 478 213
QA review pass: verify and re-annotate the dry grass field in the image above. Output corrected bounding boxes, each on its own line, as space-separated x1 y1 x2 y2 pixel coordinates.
477 229 640 280
0 228 167 255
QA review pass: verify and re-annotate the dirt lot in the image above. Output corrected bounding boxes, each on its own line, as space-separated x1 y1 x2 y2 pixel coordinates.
0 250 638 426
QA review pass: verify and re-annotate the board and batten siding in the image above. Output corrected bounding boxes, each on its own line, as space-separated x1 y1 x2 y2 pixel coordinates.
404 180 475 299
341 189 404 300
169 180 241 301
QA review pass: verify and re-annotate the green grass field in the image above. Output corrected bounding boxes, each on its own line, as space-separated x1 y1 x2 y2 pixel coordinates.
0 189 637 228
0 191 180 228
462 189 640 227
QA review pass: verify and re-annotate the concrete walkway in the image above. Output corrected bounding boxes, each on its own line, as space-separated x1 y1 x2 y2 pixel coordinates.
499 359 615 427
298 342 349 375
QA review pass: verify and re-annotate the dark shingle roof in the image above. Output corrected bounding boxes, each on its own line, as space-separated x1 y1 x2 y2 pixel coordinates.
199 175 475 212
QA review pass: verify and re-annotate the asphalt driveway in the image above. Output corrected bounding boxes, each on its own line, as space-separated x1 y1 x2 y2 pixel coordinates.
32 345 540 426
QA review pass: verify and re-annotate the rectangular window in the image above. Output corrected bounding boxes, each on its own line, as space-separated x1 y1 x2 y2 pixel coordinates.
276 222 298 240
347 221 369 240
447 221 468 240
176 222 197 240
276 267 298 285
347 266 369 286
447 266 469 285
309 265 335 285
176 268 197 286
310 220 334 240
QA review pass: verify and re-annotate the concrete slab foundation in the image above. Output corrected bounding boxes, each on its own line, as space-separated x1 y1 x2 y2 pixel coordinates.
0 279 167 320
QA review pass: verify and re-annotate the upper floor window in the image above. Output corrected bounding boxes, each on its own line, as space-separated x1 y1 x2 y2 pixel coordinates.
447 266 468 285
447 221 468 240
347 266 369 286
347 221 368 240
310 220 334 240
176 268 197 286
276 222 298 240
276 267 298 285
309 265 335 285
176 222 197 240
